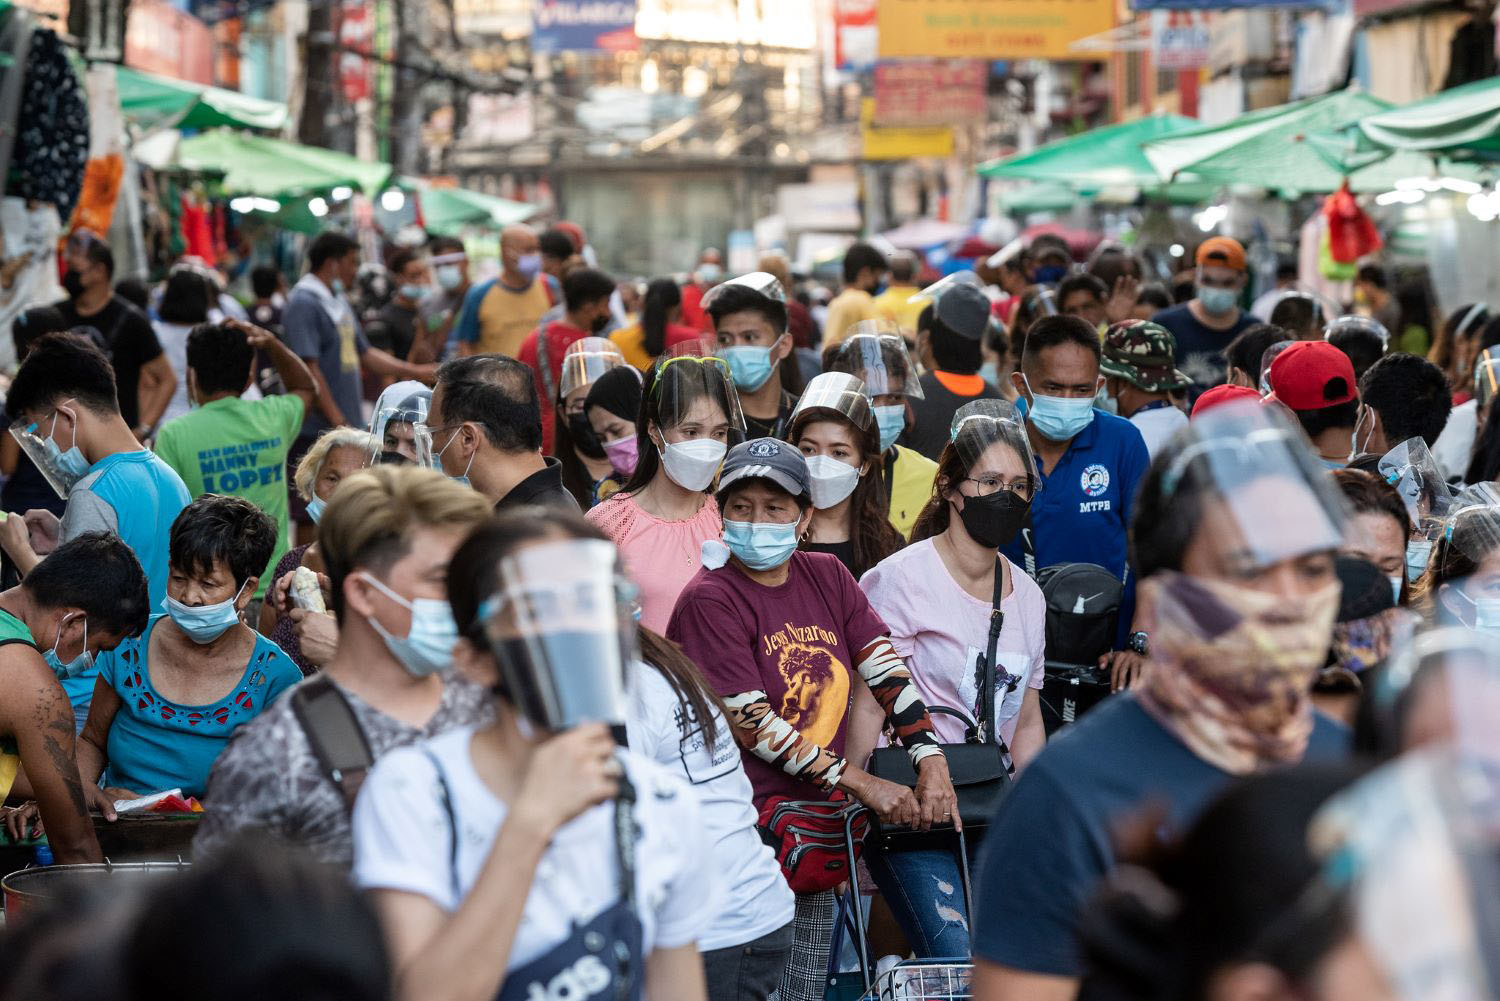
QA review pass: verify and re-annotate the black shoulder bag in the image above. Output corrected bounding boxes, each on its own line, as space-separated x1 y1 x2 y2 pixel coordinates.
866 557 1013 851
291 676 375 813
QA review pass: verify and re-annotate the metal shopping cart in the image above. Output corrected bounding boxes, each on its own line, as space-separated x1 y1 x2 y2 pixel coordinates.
859 961 972 1000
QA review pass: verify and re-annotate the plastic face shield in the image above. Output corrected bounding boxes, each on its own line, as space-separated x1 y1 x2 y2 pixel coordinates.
370 392 431 466
949 398 1039 495
1475 347 1500 409
557 337 628 405
1325 314 1391 347
828 323 925 402
789 372 874 434
699 271 787 312
1159 400 1349 570
10 406 81 499
481 538 637 736
1379 438 1456 541
652 340 747 435
908 268 983 305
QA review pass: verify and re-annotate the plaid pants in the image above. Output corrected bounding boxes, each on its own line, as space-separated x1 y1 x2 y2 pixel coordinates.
778 890 834 1001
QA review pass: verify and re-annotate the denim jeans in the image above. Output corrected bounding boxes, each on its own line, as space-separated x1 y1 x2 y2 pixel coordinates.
865 843 973 959
702 921 794 1001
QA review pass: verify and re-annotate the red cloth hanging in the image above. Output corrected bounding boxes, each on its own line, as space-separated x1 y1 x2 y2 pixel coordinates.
180 193 215 263
1322 180 1382 264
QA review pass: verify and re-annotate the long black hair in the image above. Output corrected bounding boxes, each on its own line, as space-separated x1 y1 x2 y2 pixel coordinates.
640 278 682 360
447 508 727 749
612 356 736 498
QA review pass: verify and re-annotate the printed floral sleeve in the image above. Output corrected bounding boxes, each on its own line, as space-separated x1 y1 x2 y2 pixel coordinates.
722 691 847 789
855 636 942 765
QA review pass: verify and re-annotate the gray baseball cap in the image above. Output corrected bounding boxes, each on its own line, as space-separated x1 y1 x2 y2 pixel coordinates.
716 437 810 501
933 282 991 342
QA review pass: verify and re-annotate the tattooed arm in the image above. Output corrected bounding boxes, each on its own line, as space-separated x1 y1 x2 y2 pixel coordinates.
0 651 101 862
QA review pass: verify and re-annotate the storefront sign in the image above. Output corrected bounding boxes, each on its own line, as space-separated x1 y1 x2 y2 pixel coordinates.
531 0 638 52
1151 11 1211 70
834 0 878 69
876 0 1115 61
124 0 213 85
874 59 987 126
860 98 954 160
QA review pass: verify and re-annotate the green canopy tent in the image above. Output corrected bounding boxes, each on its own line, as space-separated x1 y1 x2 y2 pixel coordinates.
405 180 538 236
116 66 287 133
998 181 1080 215
1355 76 1500 161
169 129 393 199
979 113 1198 189
1142 89 1473 195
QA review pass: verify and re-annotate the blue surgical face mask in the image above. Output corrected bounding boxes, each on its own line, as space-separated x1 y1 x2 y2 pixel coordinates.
1197 284 1239 315
331 278 346 296
44 613 93 680
399 283 427 302
722 342 778 392
436 264 464 290
1023 376 1096 442
164 582 247 645
360 573 458 677
873 404 906 452
1035 265 1067 285
305 496 326 524
979 361 1000 386
1388 575 1404 606
30 406 91 493
1406 538 1433 581
436 426 475 488
515 253 542 281
722 518 800 571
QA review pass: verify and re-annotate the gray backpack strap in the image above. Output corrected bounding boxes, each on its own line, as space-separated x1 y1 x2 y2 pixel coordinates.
290 675 375 813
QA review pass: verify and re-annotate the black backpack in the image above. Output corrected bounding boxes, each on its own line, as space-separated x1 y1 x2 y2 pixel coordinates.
1035 563 1122 735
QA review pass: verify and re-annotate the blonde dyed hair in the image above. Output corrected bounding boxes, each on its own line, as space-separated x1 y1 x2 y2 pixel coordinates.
293 427 378 502
317 464 493 621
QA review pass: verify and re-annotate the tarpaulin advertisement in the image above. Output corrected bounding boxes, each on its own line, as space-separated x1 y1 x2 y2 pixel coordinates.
532 0 639 52
873 60 987 126
876 0 1114 61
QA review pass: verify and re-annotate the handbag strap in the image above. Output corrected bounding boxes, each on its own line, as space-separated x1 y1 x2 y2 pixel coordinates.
974 557 1006 744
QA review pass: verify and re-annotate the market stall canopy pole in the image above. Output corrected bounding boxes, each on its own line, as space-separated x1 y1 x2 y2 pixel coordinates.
115 65 287 133
978 113 1198 189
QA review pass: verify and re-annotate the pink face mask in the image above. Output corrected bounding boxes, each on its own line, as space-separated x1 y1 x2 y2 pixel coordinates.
603 435 639 477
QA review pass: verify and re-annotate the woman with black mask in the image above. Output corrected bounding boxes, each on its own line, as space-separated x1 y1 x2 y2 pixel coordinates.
857 399 1048 958
552 337 634 509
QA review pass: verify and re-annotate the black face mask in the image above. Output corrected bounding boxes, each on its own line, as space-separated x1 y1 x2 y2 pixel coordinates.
590 312 610 334
567 411 606 459
61 269 84 299
956 489 1030 549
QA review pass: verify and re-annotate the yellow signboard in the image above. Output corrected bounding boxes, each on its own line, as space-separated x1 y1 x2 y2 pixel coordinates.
877 0 1115 61
860 98 955 160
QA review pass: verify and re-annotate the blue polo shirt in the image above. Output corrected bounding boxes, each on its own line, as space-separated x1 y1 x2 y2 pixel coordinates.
999 407 1150 645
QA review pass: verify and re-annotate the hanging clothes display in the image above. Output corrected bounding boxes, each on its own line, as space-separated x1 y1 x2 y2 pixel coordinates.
10 26 89 220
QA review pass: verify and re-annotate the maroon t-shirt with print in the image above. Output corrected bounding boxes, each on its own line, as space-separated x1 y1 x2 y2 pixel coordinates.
666 550 888 808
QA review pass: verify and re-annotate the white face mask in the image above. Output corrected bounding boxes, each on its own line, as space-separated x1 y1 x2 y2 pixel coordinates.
804 453 860 509
658 436 726 492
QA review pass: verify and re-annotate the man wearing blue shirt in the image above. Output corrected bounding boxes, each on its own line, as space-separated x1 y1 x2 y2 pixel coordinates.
1001 315 1151 682
0 332 191 722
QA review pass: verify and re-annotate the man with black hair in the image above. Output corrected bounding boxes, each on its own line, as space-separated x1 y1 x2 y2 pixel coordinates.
154 320 318 621
1268 292 1321 340
1355 263 1400 334
1326 322 1386 383
365 249 430 363
454 223 554 358
517 266 617 453
0 533 149 860
249 265 285 335
825 242 888 345
1003 315 1151 671
1356 352 1452 456
0 333 190 617
54 230 174 435
1224 323 1289 388
1265 340 1361 467
902 283 1005 460
1057 273 1108 331
709 281 799 439
538 227 578 282
428 354 579 511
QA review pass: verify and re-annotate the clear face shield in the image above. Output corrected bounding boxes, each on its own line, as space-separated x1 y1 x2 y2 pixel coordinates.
480 538 638 741
651 339 748 438
9 401 86 499
369 391 431 467
789 372 875 436
828 322 926 402
699 271 787 312
1325 314 1392 349
1378 438 1456 557
1159 400 1350 572
949 398 1038 486
558 337 628 405
907 268 983 305
1475 347 1500 411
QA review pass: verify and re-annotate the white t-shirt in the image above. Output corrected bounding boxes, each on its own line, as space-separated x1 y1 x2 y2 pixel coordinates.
1432 398 1475 482
626 664 794 951
351 727 717 972
1128 404 1188 459
154 321 195 425
860 540 1046 746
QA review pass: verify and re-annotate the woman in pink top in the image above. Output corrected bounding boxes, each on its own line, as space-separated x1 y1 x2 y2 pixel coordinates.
587 350 744 632
856 399 1047 959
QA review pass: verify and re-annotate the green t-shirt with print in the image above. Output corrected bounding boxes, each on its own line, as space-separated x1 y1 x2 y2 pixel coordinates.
153 394 305 598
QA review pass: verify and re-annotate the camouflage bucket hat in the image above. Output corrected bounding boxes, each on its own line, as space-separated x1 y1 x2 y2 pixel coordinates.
1100 319 1193 393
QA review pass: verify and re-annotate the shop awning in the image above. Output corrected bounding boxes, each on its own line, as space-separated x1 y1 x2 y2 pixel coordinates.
409 181 538 236
979 114 1198 189
1356 76 1500 160
1141 88 1471 194
998 182 1079 215
116 66 287 133
167 129 393 198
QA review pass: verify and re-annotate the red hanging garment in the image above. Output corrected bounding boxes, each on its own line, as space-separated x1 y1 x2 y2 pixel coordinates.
1323 180 1382 263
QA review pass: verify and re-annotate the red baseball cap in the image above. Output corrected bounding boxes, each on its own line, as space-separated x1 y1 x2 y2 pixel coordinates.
1191 384 1261 418
1264 340 1357 411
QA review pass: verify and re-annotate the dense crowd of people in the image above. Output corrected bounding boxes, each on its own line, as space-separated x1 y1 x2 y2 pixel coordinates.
0 221 1493 1001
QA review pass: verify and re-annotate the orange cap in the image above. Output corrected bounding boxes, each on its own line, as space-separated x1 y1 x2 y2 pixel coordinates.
1195 236 1246 272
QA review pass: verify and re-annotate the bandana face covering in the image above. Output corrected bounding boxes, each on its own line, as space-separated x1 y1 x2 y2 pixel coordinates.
1135 571 1340 775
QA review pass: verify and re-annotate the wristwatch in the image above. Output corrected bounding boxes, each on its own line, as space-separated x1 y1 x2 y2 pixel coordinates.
1127 631 1150 656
